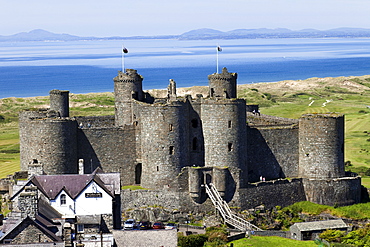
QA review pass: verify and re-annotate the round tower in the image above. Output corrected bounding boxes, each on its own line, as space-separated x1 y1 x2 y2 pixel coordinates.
140 101 189 189
200 98 248 186
19 112 78 174
299 113 345 179
49 90 69 117
208 67 237 99
113 69 144 127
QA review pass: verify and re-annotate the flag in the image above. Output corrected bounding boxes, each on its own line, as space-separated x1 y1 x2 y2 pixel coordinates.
122 47 128 53
217 46 222 52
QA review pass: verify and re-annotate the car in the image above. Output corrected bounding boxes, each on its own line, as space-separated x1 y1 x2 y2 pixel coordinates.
138 221 151 230
152 222 165 229
165 223 177 230
123 219 136 230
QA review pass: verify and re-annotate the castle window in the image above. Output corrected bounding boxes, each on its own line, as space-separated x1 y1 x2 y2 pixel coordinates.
228 120 232 128
169 146 174 155
157 166 159 171
135 163 142 184
192 137 198 151
169 124 173 131
228 143 233 152
60 194 66 205
191 119 198 128
133 121 138 126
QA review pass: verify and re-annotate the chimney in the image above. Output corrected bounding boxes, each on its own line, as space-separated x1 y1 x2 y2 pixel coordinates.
79 159 84 174
18 186 38 220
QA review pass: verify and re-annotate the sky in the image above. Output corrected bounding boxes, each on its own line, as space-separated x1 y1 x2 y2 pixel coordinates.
1 0 370 37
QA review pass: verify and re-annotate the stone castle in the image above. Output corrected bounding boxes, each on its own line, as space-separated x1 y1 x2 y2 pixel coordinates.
19 67 362 212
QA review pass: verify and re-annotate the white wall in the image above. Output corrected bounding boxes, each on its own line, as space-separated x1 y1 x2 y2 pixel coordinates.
50 181 113 217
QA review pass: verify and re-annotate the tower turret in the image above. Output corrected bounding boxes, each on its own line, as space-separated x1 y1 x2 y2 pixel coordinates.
208 67 237 99
113 69 144 127
299 113 345 178
49 90 69 118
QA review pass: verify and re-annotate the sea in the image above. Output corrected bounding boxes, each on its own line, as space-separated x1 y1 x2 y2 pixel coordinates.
1 38 370 99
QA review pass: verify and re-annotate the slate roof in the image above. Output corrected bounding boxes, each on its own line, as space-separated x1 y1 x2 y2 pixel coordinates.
29 174 114 200
0 216 63 243
292 219 348 232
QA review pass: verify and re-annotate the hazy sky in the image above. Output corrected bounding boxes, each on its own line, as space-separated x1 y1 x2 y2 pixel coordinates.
1 0 370 37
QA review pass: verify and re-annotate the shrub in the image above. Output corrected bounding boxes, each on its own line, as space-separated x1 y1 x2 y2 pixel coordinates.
319 229 345 242
178 233 208 247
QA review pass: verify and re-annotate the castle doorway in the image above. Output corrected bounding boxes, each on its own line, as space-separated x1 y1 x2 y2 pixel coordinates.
135 163 142 184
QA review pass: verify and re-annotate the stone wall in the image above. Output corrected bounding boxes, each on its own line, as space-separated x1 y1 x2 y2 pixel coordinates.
75 116 115 129
77 126 137 185
247 126 299 182
238 179 306 209
303 177 361 206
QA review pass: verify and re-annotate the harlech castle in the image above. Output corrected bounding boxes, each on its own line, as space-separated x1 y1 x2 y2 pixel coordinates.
19 67 362 212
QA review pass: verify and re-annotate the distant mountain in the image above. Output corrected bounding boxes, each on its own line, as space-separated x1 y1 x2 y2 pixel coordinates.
177 27 370 40
2 28 370 42
0 29 91 42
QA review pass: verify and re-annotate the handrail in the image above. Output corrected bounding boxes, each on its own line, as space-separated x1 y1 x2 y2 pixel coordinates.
204 183 263 232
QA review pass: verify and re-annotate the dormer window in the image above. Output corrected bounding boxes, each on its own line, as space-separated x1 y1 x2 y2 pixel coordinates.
60 194 66 205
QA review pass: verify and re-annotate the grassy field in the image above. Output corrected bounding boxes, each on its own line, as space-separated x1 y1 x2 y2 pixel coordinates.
229 236 317 247
0 75 369 181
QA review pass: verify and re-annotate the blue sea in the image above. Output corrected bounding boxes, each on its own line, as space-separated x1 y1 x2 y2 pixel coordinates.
1 38 370 98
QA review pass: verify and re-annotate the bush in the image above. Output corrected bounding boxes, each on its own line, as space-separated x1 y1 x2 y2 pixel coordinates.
319 229 345 242
178 233 208 247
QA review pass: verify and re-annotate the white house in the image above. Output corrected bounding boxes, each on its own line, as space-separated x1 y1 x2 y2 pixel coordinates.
11 170 120 218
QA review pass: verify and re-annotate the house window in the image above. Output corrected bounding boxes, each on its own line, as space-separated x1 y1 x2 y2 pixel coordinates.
60 194 66 205
77 224 84 233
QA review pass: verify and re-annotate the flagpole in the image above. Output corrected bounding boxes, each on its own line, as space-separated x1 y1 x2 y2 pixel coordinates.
121 45 125 72
216 44 219 74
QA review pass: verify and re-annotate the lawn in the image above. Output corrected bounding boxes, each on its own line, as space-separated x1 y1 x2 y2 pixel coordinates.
229 236 317 247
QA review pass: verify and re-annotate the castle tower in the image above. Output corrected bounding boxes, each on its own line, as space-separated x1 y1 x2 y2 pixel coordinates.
208 67 237 99
200 99 248 187
113 69 144 127
298 113 345 178
19 113 78 175
140 101 189 189
49 90 69 117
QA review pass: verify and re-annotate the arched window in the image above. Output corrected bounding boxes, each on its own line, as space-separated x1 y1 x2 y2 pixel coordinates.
60 194 66 205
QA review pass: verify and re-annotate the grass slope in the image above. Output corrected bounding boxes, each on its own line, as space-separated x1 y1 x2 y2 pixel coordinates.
229 236 316 246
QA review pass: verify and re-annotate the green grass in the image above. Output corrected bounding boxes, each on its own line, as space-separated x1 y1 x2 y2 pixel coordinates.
229 236 317 247
284 201 370 220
